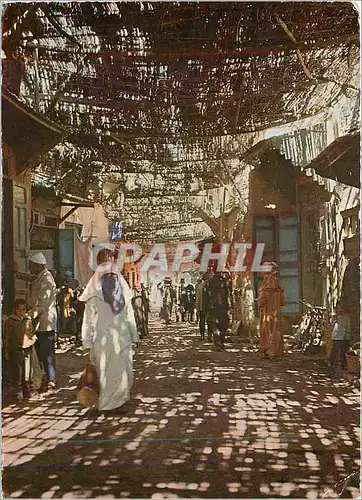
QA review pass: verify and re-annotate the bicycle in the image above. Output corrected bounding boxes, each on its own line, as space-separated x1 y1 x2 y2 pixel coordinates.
293 300 327 354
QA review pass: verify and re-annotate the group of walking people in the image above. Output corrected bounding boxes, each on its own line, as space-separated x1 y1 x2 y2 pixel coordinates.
158 277 196 324
194 261 286 356
4 246 354 417
156 262 286 356
5 248 141 413
8 251 328 413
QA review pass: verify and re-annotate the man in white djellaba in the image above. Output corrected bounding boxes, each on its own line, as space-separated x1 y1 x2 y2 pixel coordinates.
79 247 139 412
15 252 58 389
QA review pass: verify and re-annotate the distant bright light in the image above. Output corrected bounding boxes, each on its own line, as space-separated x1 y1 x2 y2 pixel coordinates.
265 204 276 209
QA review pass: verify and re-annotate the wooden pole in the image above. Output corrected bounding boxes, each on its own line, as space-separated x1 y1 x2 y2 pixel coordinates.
222 187 226 242
219 190 224 245
33 46 40 112
220 186 226 267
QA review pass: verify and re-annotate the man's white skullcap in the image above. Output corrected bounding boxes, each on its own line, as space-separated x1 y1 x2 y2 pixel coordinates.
29 252 47 265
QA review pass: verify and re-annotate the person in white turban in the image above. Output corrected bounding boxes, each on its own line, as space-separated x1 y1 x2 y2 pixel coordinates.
15 253 58 389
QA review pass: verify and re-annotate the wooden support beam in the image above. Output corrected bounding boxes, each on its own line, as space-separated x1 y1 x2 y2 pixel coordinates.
59 206 78 224
276 15 359 93
59 202 94 207
276 15 314 80
58 202 94 223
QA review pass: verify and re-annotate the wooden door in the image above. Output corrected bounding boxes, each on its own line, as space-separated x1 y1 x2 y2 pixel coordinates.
58 228 74 277
13 182 30 301
254 215 301 315
278 216 300 314
2 178 14 312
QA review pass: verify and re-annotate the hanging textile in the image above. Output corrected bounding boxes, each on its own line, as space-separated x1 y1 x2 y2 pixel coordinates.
74 231 93 287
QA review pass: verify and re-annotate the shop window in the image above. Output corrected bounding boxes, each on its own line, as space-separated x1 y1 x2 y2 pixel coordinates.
34 212 58 228
254 215 300 314
44 216 58 227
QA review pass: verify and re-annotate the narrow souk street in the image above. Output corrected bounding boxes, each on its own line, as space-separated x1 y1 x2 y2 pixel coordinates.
2 315 360 499
1 3 360 500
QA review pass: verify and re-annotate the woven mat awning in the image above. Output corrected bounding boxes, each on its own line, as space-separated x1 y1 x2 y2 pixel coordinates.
308 132 360 188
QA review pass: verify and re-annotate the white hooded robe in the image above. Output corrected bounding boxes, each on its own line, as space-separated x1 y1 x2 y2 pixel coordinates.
79 271 139 411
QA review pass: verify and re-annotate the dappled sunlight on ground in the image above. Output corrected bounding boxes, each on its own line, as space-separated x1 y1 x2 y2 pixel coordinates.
2 314 360 498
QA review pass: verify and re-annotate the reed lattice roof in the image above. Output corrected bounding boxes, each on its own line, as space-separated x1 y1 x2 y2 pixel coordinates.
2 2 360 241
3 2 359 141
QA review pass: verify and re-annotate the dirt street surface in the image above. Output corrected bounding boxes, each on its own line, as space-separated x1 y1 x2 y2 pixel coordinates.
2 316 360 499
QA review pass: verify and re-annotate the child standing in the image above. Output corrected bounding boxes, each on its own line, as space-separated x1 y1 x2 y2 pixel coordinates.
5 298 43 401
329 302 352 373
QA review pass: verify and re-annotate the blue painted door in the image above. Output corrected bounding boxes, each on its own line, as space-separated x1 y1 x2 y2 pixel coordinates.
58 229 74 276
278 217 300 314
254 215 300 314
